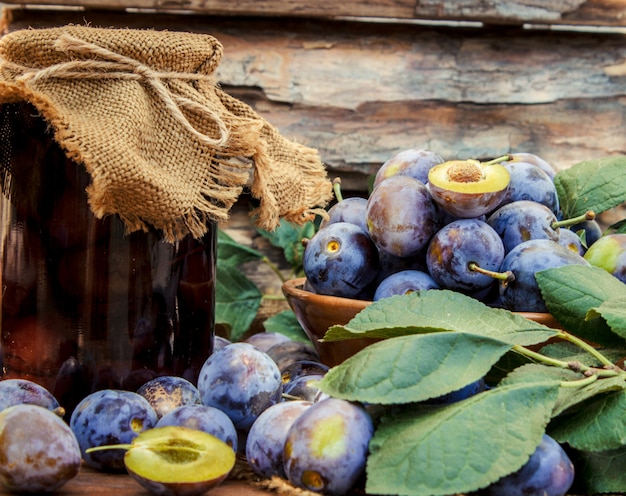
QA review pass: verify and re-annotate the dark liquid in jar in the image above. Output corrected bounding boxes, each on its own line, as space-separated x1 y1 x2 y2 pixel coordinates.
0 103 215 418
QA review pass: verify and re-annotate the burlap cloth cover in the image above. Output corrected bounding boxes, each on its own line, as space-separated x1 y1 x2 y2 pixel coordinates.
0 25 333 241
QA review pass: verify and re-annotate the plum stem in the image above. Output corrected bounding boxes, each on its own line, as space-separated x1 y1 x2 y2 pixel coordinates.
482 155 512 166
552 210 596 230
86 444 134 453
468 262 514 283
512 344 623 379
332 177 344 202
555 329 618 369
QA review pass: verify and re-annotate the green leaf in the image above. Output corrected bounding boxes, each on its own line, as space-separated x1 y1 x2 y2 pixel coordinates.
536 265 626 347
549 388 626 451
366 382 559 496
554 155 626 218
256 219 316 271
262 310 311 344
217 229 264 266
586 296 626 340
215 263 262 341
606 218 626 235
323 290 558 347
319 332 510 404
575 446 626 493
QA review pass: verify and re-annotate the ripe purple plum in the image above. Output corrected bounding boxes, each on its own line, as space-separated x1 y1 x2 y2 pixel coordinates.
486 434 574 496
245 331 292 353
504 152 556 180
246 400 313 479
557 228 585 256
374 269 440 300
487 200 560 253
283 374 329 403
69 389 158 471
583 233 626 283
366 175 438 257
373 148 444 187
156 404 238 453
281 359 330 385
266 340 321 373
426 219 506 292
499 239 590 312
303 221 380 298
321 196 369 233
488 201 595 254
197 343 282 431
283 398 374 495
136 375 201 419
0 378 63 416
501 160 560 214
571 219 603 248
0 404 82 492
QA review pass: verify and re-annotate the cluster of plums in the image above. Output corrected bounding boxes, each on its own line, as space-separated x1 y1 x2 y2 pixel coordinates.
0 332 374 495
0 329 576 495
303 149 626 313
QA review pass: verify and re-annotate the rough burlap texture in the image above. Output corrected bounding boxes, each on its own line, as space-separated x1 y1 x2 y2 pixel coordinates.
0 25 333 241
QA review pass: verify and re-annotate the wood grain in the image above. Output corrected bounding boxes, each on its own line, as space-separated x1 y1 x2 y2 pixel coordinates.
2 8 625 192
0 464 273 495
1 0 625 26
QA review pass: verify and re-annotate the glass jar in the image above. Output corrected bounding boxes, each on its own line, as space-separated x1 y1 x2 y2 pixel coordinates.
0 102 215 418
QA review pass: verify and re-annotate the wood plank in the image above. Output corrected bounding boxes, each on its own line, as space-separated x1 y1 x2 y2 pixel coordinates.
1 0 626 26
413 0 626 27
0 463 276 495
2 9 625 192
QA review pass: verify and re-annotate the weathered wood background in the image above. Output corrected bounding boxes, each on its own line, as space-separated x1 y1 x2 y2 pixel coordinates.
2 1 625 301
2 3 625 191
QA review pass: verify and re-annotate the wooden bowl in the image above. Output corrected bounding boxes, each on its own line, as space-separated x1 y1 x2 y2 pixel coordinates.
282 277 562 367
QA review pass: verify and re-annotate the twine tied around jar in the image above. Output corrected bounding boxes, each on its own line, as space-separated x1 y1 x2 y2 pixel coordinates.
9 34 230 148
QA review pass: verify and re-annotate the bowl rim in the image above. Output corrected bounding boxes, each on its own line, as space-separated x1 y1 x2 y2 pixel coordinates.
282 277 560 327
282 277 371 311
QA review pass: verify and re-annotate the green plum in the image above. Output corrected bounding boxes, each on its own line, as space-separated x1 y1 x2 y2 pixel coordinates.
584 233 626 283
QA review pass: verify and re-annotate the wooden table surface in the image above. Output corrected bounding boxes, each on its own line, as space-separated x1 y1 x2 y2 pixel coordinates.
0 464 273 496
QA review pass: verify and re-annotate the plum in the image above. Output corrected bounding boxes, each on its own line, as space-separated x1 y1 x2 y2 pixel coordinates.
501 160 560 214
303 221 380 298
246 400 313 479
373 148 444 187
70 389 158 471
155 404 238 453
583 233 626 283
244 331 292 353
486 434 574 496
0 404 81 493
499 239 590 312
426 219 506 292
197 343 282 431
283 398 374 495
321 196 369 233
0 378 63 416
374 269 440 300
137 375 201 419
366 175 438 257
87 426 235 496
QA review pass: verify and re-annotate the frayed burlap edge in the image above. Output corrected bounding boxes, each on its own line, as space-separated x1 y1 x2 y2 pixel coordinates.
0 24 333 241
